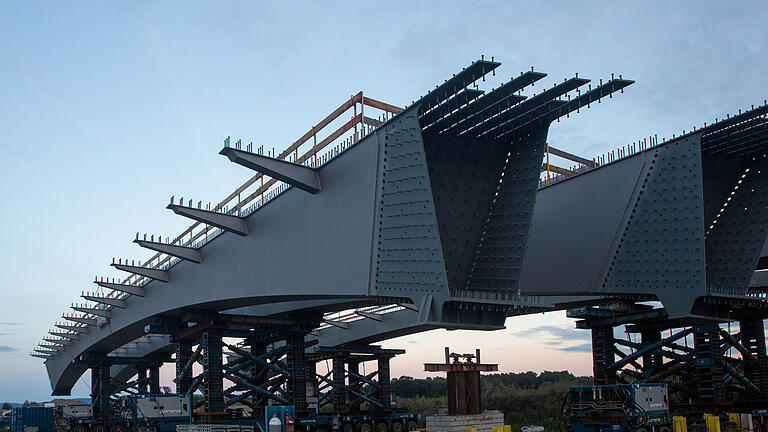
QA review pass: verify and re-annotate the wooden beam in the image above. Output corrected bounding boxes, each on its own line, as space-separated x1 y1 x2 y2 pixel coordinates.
547 145 597 167
541 163 571 176
363 96 403 114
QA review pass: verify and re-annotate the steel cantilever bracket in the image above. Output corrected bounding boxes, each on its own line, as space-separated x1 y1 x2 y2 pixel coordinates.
94 281 146 297
134 239 202 263
63 315 97 326
220 147 321 194
111 263 169 282
166 204 248 237
55 324 88 334
82 294 127 309
72 306 110 318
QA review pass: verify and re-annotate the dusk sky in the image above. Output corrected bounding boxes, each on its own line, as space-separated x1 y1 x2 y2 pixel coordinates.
1 1 767 402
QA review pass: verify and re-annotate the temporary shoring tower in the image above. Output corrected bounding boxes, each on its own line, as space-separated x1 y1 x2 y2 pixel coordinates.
568 302 768 413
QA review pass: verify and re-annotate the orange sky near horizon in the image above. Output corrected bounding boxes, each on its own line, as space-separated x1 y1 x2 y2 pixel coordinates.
149 310 595 393
380 310 594 379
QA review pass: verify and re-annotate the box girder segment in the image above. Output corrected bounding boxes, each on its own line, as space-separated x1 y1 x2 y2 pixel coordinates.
40 57 642 395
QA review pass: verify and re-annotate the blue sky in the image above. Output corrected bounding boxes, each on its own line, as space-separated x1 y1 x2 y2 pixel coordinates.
1 1 767 402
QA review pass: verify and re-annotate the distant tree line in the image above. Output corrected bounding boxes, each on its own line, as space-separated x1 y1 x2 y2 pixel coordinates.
391 371 581 398
391 376 447 398
393 371 591 430
483 371 578 390
0 401 41 410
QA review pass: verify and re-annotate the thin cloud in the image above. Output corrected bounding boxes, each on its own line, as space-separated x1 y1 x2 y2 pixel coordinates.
557 343 592 353
512 325 590 341
0 323 22 326
0 146 33 164
0 346 18 352
511 325 592 353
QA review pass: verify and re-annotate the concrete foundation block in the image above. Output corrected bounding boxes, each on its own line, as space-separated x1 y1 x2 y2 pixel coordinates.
426 410 504 432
